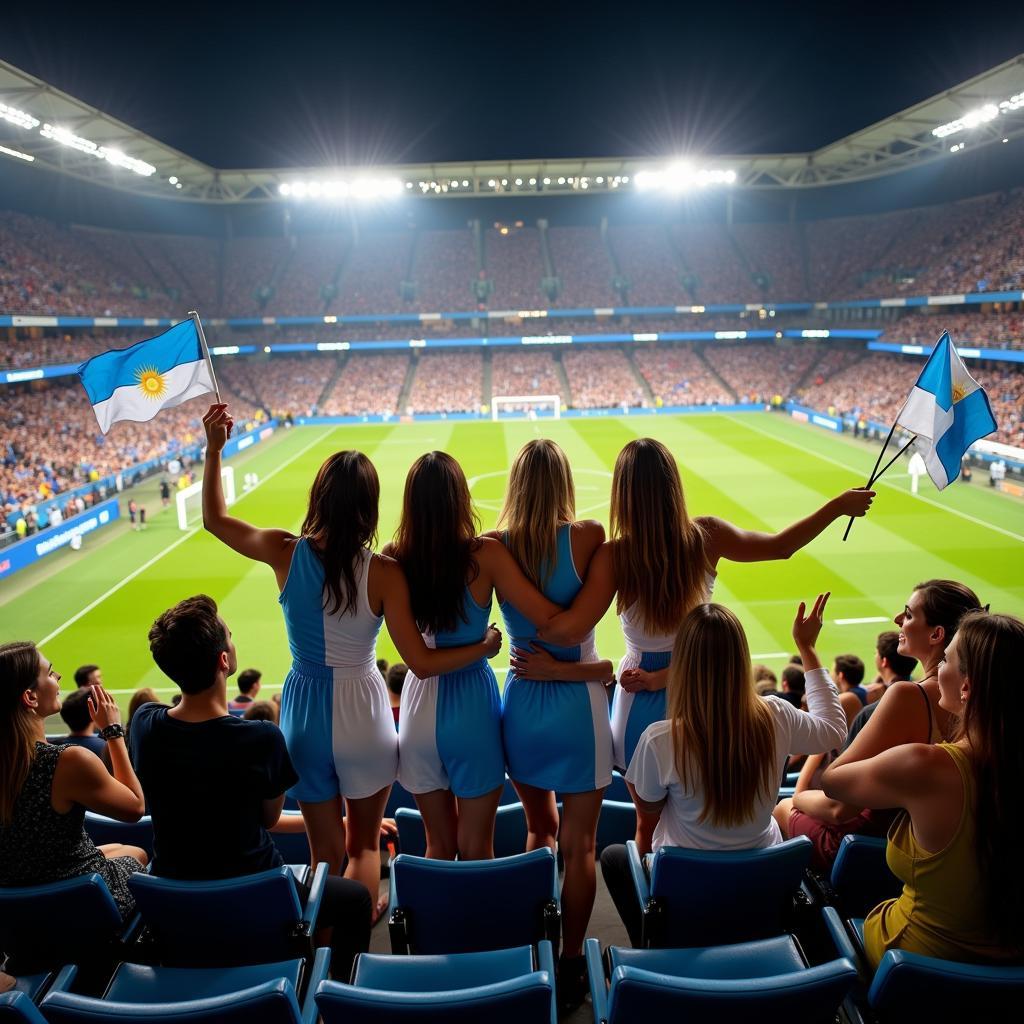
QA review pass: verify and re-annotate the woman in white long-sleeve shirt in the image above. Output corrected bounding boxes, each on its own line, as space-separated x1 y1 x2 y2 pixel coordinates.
600 595 846 946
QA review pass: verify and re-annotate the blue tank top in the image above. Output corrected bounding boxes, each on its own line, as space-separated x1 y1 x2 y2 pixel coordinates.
279 538 382 672
499 524 583 660
431 586 491 648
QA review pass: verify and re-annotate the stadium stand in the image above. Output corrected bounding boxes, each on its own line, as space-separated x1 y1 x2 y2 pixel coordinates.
412 228 479 311
561 348 647 409
405 351 483 415
490 350 566 405
484 225 548 309
703 342 820 403
336 229 415 314
318 353 409 417
607 224 686 306
547 226 615 307
631 344 733 406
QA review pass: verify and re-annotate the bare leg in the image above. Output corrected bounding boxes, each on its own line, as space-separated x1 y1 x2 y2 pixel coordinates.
97 843 148 868
773 797 794 839
512 779 559 852
343 786 391 901
299 795 346 874
0 972 16 994
558 788 605 957
456 786 503 860
414 788 458 860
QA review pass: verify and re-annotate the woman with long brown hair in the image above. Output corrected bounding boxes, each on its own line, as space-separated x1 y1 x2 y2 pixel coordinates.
600 597 847 947
385 451 566 860
537 437 874 780
823 611 1024 965
486 438 616 1012
0 643 148 938
201 405 500 904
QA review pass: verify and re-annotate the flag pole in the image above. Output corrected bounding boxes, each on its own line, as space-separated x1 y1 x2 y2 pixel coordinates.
873 436 917 485
189 309 222 404
842 417 898 542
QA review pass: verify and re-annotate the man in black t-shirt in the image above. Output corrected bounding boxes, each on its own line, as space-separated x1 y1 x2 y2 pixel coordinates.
135 594 370 975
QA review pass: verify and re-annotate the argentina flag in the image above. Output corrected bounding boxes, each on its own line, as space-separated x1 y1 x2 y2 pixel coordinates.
77 317 217 434
895 331 997 490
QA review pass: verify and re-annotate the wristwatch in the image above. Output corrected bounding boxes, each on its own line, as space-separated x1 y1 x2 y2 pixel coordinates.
99 723 126 741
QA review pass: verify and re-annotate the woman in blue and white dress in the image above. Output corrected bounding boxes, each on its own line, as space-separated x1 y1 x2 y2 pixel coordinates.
201 406 500 902
385 451 564 861
485 438 615 1009
536 437 876 850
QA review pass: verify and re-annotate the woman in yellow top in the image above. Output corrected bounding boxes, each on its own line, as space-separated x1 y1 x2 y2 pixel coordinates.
823 611 1024 967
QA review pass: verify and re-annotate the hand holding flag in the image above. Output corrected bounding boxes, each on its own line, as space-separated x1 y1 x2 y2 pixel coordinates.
76 312 218 434
842 331 997 540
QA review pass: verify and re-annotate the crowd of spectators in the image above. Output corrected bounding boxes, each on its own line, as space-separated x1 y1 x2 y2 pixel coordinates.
562 347 647 409
218 355 339 418
547 226 615 307
880 312 1024 350
608 224 686 306
704 342 820 403
220 236 288 316
490 349 565 403
405 352 483 415
670 222 753 303
413 229 479 311
335 230 415 314
483 226 547 308
632 344 733 406
319 353 409 417
269 233 351 316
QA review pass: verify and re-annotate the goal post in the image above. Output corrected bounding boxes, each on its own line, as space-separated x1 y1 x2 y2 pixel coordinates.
491 394 561 421
176 465 235 531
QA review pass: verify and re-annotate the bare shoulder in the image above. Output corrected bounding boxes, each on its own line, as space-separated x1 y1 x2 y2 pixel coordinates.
379 540 397 558
52 743 103 781
475 536 504 563
574 519 606 542
480 528 504 542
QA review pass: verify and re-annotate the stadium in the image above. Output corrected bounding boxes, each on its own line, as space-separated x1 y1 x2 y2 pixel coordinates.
1 11 1023 1022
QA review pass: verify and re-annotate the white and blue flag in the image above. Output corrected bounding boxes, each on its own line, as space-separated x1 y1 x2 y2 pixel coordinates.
895 331 997 490
77 318 216 434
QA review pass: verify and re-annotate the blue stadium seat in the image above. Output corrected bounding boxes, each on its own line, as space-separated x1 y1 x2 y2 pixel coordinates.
0 873 129 975
823 913 1024 1019
127 863 326 966
315 942 557 1023
270 811 311 865
388 848 560 954
37 948 328 1024
595 800 635 854
605 771 630 803
84 813 155 859
394 804 528 859
626 836 813 947
829 835 901 919
585 934 857 1023
0 992 47 1023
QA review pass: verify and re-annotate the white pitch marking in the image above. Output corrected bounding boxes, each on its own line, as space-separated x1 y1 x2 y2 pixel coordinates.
724 415 1024 544
835 616 890 625
37 427 338 647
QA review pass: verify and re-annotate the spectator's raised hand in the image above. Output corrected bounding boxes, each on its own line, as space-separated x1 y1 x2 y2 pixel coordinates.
792 592 829 655
202 403 233 452
87 683 122 730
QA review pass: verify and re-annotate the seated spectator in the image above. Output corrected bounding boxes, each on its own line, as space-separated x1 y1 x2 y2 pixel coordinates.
134 595 371 977
54 687 105 756
386 663 407 726
775 579 982 870
834 653 868 726
779 662 805 708
864 630 917 704
228 667 261 715
0 642 147 940
243 700 279 724
74 664 101 688
823 611 1024 966
753 664 778 696
600 597 846 946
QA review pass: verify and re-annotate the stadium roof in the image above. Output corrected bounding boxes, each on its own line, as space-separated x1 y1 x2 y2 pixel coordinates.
1 54 1022 204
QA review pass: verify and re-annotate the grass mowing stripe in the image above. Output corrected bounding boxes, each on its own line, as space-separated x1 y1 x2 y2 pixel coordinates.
726 413 1024 544
37 425 339 647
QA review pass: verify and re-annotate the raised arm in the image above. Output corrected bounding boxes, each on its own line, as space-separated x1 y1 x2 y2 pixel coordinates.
537 542 616 646
700 488 875 568
375 556 501 679
479 538 563 626
54 685 146 822
781 594 848 755
201 404 294 585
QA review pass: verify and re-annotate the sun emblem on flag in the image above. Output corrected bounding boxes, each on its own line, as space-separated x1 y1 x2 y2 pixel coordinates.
135 365 168 400
952 382 967 403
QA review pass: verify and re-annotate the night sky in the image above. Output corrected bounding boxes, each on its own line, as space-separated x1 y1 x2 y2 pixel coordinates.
5 3 1024 170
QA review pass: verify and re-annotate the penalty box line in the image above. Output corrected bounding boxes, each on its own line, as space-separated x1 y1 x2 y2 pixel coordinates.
37 427 338 648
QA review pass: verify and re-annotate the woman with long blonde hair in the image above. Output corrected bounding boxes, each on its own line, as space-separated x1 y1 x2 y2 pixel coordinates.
487 438 614 1013
535 437 874 792
600 597 847 947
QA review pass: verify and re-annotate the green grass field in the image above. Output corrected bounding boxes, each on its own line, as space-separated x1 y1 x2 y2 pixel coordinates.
4 411 1022 720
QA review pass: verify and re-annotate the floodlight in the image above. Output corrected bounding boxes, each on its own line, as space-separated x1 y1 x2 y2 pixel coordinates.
543 177 551 185
168 175 178 184
0 102 40 130
307 182 322 197
557 177 565 185
488 178 496 187
529 177 536 185
515 177 522 185
279 183 291 196
41 124 97 154
0 144 34 162
932 102 999 138
462 179 469 187
264 346 271 353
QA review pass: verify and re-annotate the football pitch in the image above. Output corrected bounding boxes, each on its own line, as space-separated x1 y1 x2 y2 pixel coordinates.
5 411 1022 716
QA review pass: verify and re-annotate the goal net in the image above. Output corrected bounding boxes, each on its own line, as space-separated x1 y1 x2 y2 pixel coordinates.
176 465 236 531
491 394 561 421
